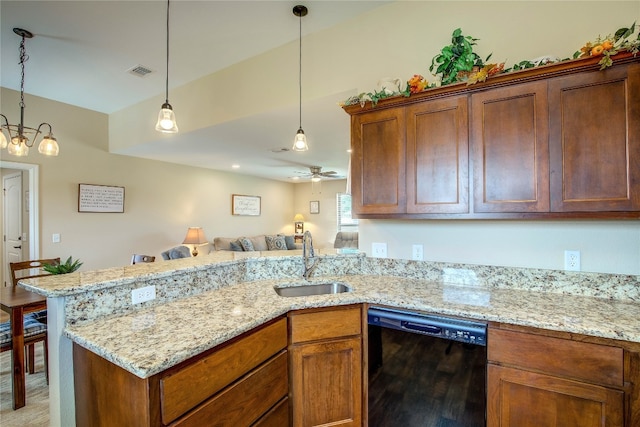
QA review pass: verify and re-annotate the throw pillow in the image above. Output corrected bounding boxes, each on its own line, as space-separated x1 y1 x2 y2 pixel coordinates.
266 235 287 250
281 234 297 250
238 237 254 251
229 240 244 252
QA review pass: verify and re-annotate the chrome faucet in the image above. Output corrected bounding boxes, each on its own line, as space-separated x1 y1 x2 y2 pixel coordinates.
302 230 317 280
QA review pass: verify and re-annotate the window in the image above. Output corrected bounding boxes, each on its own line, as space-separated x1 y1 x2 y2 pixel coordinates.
337 193 358 232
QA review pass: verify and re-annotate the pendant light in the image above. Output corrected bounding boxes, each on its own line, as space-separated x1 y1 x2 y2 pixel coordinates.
0 28 60 157
292 5 308 151
155 0 178 133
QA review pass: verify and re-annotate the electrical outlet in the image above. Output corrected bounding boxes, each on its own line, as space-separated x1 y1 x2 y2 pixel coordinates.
131 285 156 304
412 244 424 261
564 250 581 271
372 242 387 258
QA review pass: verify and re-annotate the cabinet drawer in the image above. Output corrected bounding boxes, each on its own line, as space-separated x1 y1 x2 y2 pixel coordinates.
161 318 287 424
488 328 623 387
172 351 288 427
290 306 361 344
252 396 289 427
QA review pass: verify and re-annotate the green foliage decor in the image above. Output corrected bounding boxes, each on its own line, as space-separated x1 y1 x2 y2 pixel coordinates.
429 28 492 85
43 256 83 274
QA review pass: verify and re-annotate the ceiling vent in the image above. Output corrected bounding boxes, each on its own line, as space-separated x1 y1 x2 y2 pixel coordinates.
127 65 153 77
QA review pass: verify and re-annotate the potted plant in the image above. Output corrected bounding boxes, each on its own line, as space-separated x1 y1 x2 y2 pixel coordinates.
43 256 83 274
430 28 492 85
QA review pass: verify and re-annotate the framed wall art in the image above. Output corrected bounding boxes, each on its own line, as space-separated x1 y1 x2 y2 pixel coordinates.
310 200 320 214
78 184 125 213
232 194 261 216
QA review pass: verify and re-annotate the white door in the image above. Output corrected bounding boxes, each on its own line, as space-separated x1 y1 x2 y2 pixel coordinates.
3 172 23 287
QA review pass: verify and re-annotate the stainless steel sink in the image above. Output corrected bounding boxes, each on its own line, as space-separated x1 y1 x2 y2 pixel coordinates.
274 282 350 297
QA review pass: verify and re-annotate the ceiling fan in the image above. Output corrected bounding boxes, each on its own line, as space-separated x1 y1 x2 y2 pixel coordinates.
296 166 344 181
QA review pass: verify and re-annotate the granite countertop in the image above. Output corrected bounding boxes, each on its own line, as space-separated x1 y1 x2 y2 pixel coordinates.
65 274 640 379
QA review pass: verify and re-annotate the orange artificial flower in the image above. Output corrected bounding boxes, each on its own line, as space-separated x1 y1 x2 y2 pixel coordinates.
408 74 428 94
579 42 593 58
591 44 605 56
602 40 614 50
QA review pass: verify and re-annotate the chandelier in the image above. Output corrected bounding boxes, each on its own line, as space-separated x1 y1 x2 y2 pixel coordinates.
0 28 60 157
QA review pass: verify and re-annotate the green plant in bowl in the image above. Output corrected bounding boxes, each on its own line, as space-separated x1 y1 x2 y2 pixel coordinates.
43 256 83 274
430 28 492 86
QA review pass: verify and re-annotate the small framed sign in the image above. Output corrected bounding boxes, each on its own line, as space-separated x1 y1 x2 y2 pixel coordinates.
310 200 320 214
232 194 261 216
78 184 125 213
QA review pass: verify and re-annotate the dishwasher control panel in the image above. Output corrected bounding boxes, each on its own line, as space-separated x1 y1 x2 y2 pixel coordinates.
368 306 487 346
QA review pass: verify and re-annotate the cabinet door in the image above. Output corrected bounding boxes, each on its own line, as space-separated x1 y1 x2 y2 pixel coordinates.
487 364 624 427
471 81 550 213
406 95 469 213
351 107 406 214
548 63 640 212
290 336 362 427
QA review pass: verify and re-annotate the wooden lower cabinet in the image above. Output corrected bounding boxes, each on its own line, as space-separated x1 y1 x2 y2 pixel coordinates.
487 364 624 427
487 326 632 427
73 317 288 427
289 305 363 427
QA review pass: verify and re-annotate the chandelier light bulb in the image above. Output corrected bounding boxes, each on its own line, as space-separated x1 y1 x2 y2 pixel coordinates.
38 134 60 156
8 137 29 156
0 131 7 149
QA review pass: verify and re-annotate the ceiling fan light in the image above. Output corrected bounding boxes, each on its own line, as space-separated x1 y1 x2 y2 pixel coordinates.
311 175 321 182
155 103 179 133
293 128 308 151
38 133 59 156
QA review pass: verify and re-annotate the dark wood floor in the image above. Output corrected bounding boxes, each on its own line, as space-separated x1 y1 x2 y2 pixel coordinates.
368 326 486 427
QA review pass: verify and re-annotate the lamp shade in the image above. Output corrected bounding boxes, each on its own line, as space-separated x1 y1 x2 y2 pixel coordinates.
182 227 207 245
293 213 305 222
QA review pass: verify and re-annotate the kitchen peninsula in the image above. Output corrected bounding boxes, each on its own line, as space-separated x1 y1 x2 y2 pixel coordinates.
20 251 640 426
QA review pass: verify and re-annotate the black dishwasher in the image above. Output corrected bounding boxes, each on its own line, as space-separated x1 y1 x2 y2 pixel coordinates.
368 306 487 427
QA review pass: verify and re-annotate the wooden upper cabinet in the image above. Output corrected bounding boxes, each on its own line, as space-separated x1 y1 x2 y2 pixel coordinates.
351 107 406 214
343 54 640 219
548 63 640 212
471 81 550 213
406 95 469 213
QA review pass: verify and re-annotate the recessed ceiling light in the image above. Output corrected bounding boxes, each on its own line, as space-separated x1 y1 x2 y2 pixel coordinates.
232 164 240 169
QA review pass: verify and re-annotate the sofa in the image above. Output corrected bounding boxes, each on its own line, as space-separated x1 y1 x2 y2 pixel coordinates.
213 234 300 252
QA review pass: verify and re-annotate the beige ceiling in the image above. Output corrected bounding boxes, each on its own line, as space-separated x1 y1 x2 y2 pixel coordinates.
1 1 392 181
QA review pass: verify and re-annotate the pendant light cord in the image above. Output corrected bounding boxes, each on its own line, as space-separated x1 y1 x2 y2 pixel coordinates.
298 11 302 129
165 0 170 104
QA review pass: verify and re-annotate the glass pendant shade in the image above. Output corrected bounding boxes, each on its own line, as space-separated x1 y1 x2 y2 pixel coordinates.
292 128 308 151
8 136 29 156
38 134 60 156
155 103 178 133
0 131 7 149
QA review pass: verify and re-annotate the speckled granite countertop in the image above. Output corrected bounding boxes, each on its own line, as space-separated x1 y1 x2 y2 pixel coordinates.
64 273 640 379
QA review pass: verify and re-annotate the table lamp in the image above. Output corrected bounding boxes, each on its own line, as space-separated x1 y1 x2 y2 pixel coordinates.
182 227 208 256
294 213 305 235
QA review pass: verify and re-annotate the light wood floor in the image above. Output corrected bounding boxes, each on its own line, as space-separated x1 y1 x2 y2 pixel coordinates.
0 339 49 426
369 326 486 427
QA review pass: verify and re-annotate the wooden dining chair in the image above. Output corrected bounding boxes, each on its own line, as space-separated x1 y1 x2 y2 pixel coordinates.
131 254 156 265
7 258 58 380
10 258 61 288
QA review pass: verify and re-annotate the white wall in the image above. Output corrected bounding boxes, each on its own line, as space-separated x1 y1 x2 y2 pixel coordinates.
360 220 640 275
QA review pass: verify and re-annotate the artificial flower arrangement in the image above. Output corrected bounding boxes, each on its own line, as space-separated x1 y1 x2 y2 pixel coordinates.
342 22 639 108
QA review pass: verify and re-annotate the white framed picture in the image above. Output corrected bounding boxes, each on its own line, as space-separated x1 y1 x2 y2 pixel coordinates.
310 200 320 214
